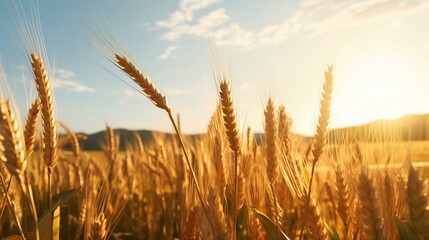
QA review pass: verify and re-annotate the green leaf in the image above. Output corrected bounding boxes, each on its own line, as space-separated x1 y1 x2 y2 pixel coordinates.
38 207 60 240
236 205 250 240
396 219 412 240
52 187 80 209
38 188 79 240
52 207 60 240
251 207 290 240
328 226 340 240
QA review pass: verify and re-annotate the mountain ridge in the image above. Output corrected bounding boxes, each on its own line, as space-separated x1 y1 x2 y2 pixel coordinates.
65 113 429 150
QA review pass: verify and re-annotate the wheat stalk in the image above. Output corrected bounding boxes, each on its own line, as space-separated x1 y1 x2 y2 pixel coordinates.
219 79 241 240
0 99 26 239
30 53 57 169
112 52 212 234
299 65 333 240
30 52 57 211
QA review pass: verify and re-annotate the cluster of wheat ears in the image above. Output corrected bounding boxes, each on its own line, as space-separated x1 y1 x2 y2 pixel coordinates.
0 4 428 240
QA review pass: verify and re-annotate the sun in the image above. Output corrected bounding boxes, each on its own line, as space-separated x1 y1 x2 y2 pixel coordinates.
334 52 418 128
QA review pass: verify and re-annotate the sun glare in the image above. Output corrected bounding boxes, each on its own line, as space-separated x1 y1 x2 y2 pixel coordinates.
335 53 418 127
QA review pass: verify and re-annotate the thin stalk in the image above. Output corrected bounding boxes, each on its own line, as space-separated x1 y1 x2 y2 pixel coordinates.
0 176 13 217
23 172 40 240
233 152 238 240
48 167 52 210
270 183 280 229
298 156 318 240
166 110 214 234
0 172 26 239
306 159 318 205
47 167 53 240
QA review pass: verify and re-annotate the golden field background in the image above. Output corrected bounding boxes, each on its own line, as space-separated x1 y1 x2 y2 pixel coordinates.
0 3 429 240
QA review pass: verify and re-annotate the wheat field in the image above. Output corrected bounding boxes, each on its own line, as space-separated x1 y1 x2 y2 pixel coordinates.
0 2 428 240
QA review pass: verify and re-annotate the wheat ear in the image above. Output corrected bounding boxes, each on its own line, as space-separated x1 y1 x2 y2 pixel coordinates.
114 54 169 112
182 206 200 240
357 169 385 240
30 52 57 211
207 188 227 239
219 79 240 240
219 80 240 155
299 65 333 240
113 53 212 233
335 164 350 235
264 98 281 230
278 105 292 158
0 99 26 176
58 122 81 158
213 135 227 193
265 98 278 184
406 165 429 239
74 200 87 240
301 196 328 240
0 99 26 239
24 99 40 158
30 53 57 168
89 212 107 240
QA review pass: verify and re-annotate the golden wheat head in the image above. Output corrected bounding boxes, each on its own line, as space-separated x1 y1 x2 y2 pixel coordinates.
0 99 26 176
114 53 170 112
24 99 40 158
312 65 333 162
30 52 57 170
219 80 240 155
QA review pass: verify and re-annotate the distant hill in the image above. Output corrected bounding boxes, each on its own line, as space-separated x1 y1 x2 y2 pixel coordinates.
328 114 429 142
74 129 202 151
66 114 429 151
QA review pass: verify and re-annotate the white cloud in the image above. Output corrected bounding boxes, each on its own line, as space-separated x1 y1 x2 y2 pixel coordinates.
55 68 76 79
257 0 429 45
156 0 221 28
214 23 256 50
157 5 256 51
160 8 230 41
53 68 95 93
159 45 178 60
152 0 429 52
53 80 95 93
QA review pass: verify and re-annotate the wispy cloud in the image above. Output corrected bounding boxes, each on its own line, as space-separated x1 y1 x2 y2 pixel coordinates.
53 68 95 93
258 0 429 44
159 45 178 60
151 0 429 52
119 88 140 104
153 0 257 51
157 0 221 28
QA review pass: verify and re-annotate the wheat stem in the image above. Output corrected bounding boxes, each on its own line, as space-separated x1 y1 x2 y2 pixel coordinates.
0 171 26 239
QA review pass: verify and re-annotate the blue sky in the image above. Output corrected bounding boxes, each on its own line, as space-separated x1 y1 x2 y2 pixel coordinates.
1 0 429 135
